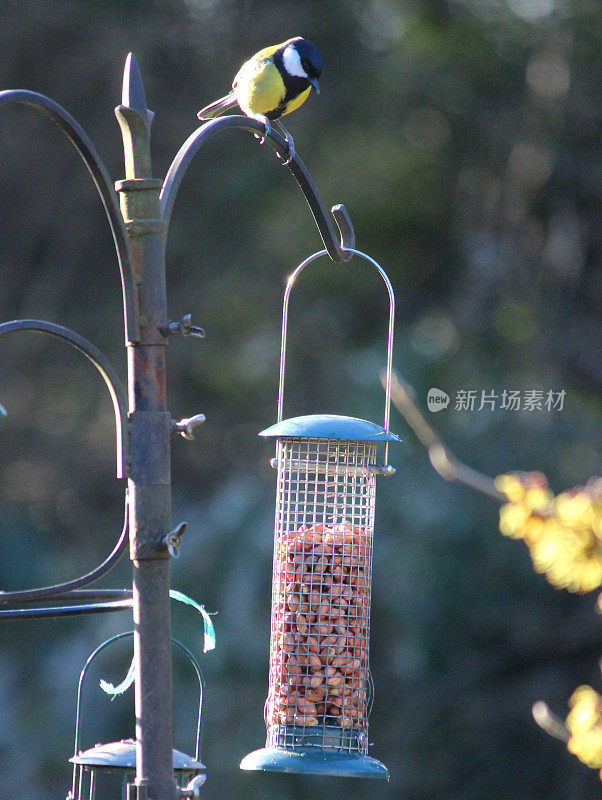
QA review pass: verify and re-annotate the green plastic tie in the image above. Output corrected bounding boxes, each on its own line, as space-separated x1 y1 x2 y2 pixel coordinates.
99 590 215 698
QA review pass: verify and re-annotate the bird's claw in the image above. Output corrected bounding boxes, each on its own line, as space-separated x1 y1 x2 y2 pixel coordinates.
253 115 271 145
275 123 296 166
279 136 295 166
253 117 295 165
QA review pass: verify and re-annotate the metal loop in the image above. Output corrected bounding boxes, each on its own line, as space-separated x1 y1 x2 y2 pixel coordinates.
277 248 396 437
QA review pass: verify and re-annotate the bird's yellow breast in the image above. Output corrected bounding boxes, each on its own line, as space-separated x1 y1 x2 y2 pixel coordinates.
280 86 311 117
234 59 285 117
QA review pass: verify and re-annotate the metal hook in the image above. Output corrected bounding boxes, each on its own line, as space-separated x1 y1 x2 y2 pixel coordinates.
0 89 137 343
331 204 355 253
0 319 128 479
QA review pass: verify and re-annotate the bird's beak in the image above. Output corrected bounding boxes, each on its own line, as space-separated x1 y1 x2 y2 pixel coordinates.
310 77 320 95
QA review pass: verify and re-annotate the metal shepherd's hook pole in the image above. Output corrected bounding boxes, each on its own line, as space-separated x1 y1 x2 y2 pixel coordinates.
114 54 177 800
0 38 357 799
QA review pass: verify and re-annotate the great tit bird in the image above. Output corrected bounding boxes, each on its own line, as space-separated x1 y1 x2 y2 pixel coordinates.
197 37 323 163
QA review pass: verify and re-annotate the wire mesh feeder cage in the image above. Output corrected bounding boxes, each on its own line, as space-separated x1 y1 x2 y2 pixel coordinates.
240 249 400 780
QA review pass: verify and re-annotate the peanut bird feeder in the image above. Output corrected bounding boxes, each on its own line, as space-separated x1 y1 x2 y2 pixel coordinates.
240 248 399 779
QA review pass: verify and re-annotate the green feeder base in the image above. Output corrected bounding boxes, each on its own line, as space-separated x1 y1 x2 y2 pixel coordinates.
240 725 389 780
240 746 389 779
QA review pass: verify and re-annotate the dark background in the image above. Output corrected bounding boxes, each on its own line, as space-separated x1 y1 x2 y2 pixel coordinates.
0 1 600 798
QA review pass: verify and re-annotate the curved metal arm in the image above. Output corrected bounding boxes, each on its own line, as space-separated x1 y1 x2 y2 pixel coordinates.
160 115 355 263
0 318 128 478
0 90 138 343
0 493 129 607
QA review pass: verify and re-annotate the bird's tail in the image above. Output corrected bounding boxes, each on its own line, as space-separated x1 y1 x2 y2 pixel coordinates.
197 92 238 120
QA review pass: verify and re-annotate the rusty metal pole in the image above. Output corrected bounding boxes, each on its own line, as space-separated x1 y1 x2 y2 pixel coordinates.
114 54 177 800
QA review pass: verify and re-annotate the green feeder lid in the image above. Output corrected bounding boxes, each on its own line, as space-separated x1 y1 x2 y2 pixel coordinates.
259 414 400 443
70 739 205 771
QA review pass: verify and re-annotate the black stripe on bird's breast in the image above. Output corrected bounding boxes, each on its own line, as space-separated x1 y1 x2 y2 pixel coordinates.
272 49 310 115
266 75 308 120
283 74 310 104
266 105 286 121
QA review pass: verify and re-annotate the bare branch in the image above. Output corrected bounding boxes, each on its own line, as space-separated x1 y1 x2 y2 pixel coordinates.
383 369 506 503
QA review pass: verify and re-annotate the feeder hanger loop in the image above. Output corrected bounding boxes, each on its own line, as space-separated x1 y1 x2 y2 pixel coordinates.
278 247 396 468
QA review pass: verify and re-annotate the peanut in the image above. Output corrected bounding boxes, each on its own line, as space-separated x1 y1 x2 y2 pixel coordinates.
327 672 344 688
317 602 330 618
295 697 318 715
313 557 328 573
280 711 319 727
299 531 324 545
296 613 308 635
320 633 340 650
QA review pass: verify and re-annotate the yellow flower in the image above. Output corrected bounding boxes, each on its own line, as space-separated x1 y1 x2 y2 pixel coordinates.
556 491 593 528
495 474 525 503
524 486 553 512
566 686 602 770
499 502 530 539
496 473 602 594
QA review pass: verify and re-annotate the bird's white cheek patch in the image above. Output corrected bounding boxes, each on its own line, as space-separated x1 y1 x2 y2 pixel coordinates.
282 44 308 78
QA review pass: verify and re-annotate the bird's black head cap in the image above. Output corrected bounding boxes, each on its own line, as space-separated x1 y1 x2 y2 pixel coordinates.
291 37 324 79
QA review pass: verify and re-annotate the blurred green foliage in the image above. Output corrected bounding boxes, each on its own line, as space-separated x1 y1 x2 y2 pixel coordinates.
0 0 599 798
